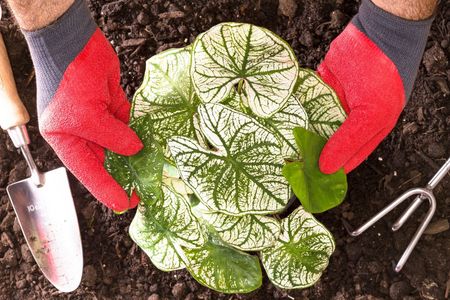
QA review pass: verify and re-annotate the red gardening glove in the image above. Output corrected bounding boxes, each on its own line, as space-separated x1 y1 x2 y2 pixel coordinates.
36 29 143 211
317 24 405 174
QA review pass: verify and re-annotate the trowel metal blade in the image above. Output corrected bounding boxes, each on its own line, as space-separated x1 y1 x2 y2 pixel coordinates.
6 167 83 292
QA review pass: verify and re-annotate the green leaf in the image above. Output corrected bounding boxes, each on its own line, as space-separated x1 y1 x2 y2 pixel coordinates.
260 206 335 289
168 103 290 215
191 22 299 117
131 47 201 158
295 69 346 138
283 127 347 213
129 184 205 271
194 203 281 251
184 228 263 293
104 119 164 202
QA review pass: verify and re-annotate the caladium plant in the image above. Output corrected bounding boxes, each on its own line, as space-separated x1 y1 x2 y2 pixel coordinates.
106 22 348 293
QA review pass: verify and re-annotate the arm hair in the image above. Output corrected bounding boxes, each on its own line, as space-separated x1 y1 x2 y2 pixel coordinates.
372 0 438 20
5 0 75 30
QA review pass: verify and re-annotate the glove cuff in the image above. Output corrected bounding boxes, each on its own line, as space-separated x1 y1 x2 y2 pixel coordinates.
352 0 435 100
23 0 96 115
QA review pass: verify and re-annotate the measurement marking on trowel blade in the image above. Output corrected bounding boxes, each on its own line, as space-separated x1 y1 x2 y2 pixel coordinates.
27 204 43 212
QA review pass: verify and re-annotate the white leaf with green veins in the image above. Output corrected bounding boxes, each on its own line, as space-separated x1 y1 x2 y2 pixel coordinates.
227 91 309 159
259 94 309 159
168 103 290 215
191 22 299 117
131 47 201 157
129 184 204 271
184 228 262 293
199 208 281 251
260 206 335 289
295 68 346 138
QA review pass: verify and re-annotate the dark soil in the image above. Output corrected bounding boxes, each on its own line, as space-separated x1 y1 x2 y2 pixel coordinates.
1 0 449 299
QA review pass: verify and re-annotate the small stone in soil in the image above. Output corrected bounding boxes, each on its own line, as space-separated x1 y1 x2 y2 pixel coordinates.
184 293 195 300
149 283 158 293
389 281 412 300
158 11 185 19
402 122 418 135
435 78 450 95
278 0 297 19
426 142 446 158
83 265 98 287
80 201 96 222
299 31 314 48
0 213 14 231
137 12 150 25
330 10 347 28
101 0 126 16
367 260 383 274
442 39 449 49
147 294 160 300
172 282 187 299
102 276 113 285
379 279 389 294
422 43 448 74
15 279 27 289
0 249 18 267
1 232 14 248
177 25 189 36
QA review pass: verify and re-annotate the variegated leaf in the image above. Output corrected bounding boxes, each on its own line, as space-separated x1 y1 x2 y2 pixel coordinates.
129 184 205 271
184 229 262 293
105 118 164 203
227 91 309 159
191 22 299 117
168 103 290 215
258 95 308 159
295 68 346 138
260 206 335 289
198 205 281 251
131 47 201 158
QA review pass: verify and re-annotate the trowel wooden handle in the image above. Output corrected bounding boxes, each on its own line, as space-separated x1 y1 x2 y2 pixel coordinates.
0 34 30 130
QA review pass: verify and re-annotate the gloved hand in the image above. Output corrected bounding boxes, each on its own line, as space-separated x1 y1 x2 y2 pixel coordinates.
24 0 142 211
318 0 434 174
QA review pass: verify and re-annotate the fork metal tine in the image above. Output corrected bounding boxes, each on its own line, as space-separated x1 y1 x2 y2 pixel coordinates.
392 195 424 231
347 157 449 272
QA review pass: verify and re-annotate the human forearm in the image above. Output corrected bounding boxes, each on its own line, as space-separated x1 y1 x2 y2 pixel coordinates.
372 0 437 20
6 0 74 31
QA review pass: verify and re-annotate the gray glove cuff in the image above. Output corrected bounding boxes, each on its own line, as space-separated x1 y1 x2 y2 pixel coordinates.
22 0 96 115
352 0 435 100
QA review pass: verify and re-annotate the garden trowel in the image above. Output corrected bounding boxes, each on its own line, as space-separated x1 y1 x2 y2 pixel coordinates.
0 28 83 291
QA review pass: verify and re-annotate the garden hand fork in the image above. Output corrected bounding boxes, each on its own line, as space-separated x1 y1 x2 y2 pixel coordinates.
347 157 450 272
